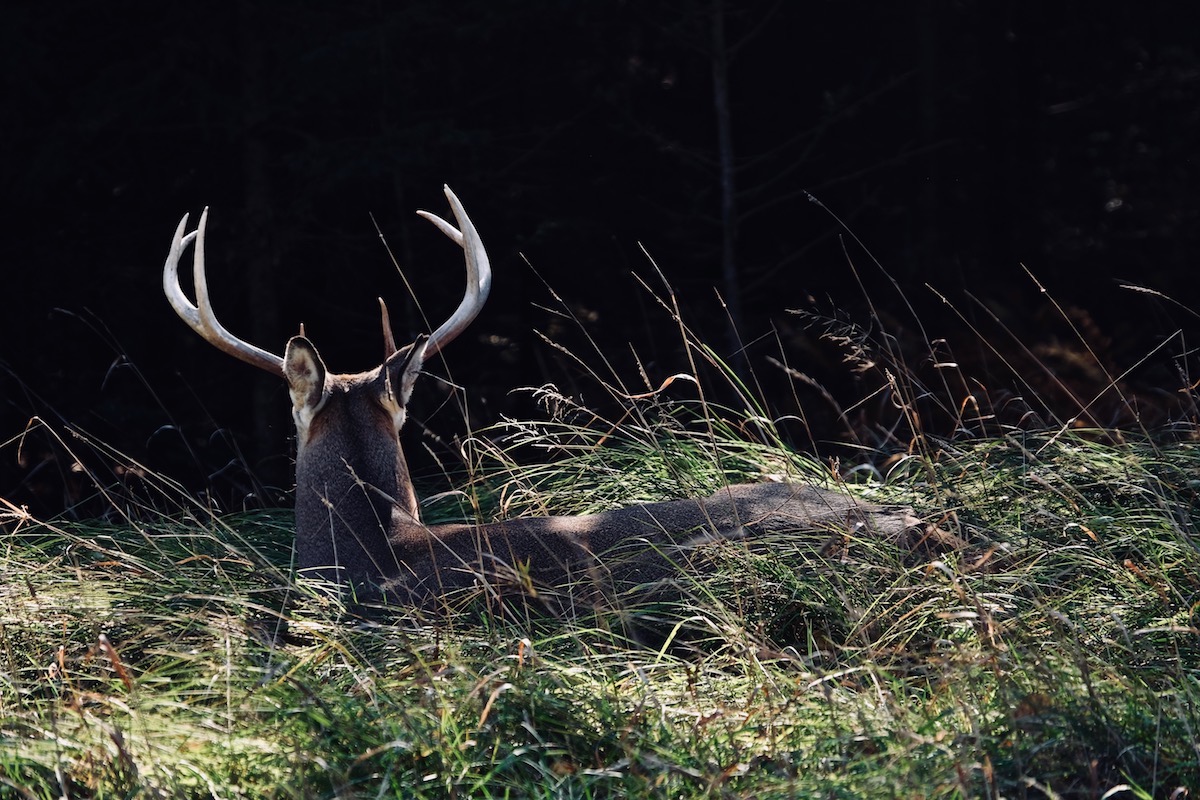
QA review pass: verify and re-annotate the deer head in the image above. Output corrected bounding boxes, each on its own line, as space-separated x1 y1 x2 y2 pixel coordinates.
163 186 491 588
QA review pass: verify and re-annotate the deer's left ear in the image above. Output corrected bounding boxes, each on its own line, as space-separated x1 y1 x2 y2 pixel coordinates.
284 336 328 412
378 334 429 413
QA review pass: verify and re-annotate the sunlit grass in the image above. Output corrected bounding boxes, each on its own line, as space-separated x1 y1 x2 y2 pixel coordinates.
4 418 1198 798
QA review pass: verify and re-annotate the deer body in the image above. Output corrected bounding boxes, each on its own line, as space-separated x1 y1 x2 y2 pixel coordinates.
376 482 922 610
163 187 947 608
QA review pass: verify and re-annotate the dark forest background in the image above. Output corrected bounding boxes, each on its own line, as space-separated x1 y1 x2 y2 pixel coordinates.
3 2 1198 517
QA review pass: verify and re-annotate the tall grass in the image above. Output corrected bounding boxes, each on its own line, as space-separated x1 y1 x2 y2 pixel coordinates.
2 260 1198 798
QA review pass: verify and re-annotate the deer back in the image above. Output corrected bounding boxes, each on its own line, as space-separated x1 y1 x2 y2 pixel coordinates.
376 481 929 610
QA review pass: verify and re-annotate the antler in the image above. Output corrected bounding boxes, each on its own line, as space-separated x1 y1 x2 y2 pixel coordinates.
163 207 285 375
413 185 493 358
165 185 491 372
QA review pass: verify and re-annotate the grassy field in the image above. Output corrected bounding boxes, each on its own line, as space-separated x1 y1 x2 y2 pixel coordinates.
3 276 1199 798
3 410 1198 798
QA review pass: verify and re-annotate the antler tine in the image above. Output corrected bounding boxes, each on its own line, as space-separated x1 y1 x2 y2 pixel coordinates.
416 185 493 358
163 208 285 376
163 213 202 329
379 297 398 358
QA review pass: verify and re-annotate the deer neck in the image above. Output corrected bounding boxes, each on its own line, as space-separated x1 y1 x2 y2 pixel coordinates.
292 388 422 588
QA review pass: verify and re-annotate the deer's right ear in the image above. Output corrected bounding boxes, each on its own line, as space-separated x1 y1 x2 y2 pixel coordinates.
284 336 328 420
380 334 429 410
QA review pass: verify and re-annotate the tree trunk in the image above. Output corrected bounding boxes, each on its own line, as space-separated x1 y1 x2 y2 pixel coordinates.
709 0 744 370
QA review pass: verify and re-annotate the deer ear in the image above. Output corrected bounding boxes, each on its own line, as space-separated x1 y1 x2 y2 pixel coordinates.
379 335 429 410
284 336 327 413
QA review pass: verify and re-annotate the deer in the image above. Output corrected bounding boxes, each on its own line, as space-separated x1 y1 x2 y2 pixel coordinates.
163 186 960 613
